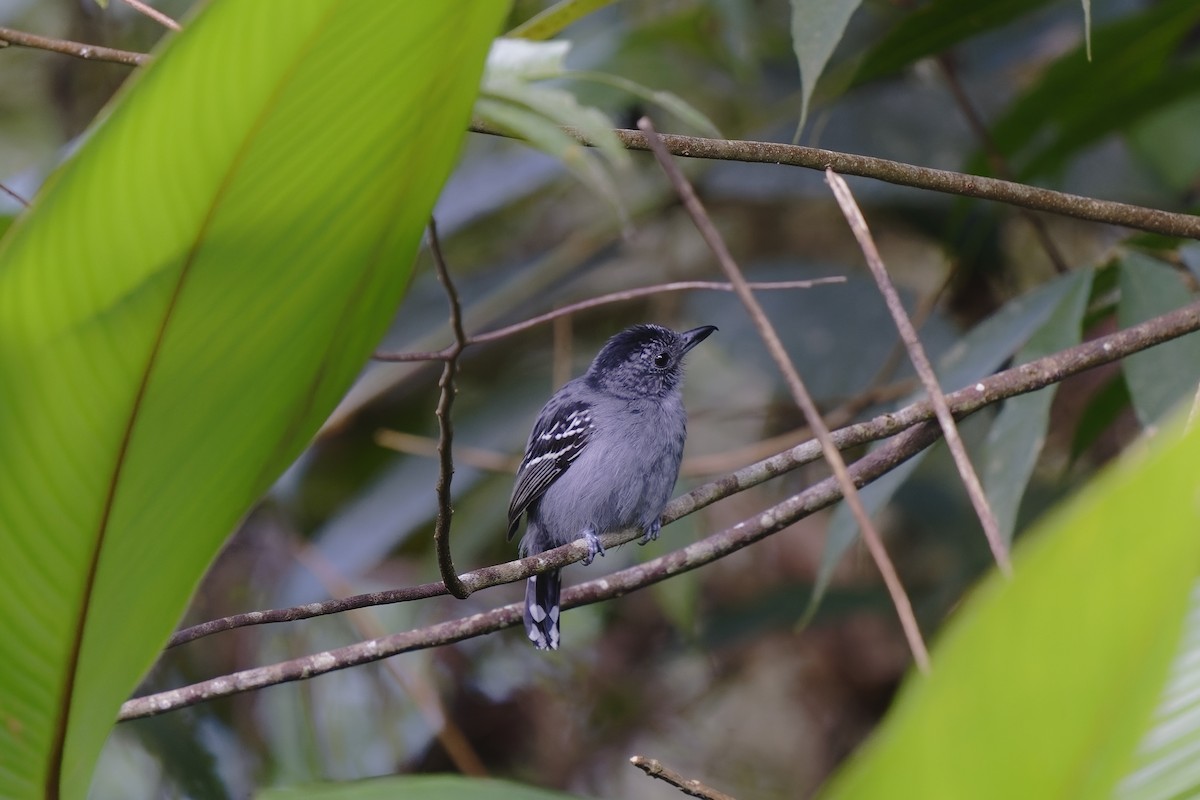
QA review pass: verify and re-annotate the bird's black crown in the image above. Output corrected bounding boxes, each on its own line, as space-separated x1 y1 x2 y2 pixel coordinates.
585 323 716 399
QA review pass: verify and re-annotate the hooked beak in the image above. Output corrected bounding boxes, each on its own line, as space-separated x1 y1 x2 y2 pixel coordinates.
680 325 718 355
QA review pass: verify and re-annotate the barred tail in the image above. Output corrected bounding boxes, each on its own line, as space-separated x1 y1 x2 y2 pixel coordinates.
524 570 561 650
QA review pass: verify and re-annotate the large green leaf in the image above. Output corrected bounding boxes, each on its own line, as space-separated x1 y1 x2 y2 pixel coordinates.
0 2 507 798
818 415 1200 798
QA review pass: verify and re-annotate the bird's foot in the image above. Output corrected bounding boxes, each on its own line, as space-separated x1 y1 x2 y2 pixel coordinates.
639 518 661 545
581 527 605 565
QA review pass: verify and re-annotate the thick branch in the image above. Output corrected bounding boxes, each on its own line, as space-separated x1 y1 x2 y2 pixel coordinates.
470 122 1200 240
123 422 942 721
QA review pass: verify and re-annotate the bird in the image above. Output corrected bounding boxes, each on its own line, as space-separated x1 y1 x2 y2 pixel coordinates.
507 323 717 650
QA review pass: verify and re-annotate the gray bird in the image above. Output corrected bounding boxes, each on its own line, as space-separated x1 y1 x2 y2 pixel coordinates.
507 323 717 650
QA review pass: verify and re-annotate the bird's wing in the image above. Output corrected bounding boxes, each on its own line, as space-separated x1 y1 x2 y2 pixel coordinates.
507 397 595 540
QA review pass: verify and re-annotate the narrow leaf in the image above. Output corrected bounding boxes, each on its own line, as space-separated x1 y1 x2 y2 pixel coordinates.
1118 252 1200 428
982 269 1092 545
508 0 618 41
789 0 862 139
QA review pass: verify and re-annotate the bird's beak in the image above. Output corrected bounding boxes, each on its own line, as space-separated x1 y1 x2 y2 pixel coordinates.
680 325 718 354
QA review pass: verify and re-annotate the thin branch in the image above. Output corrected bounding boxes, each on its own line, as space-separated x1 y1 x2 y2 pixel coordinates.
630 756 739 800
936 55 1069 274
124 422 945 721
371 278 844 362
374 429 518 473
638 116 931 673
826 168 1010 575
164 300 1200 649
429 220 470 599
120 0 181 31
469 121 1200 240
295 548 487 777
0 25 148 66
0 182 29 207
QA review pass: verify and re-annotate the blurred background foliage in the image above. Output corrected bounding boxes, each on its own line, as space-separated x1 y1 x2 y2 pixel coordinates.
3 0 1197 797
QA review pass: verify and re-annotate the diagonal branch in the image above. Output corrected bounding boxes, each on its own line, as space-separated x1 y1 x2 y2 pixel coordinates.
165 299 1200 649
637 116 930 672
826 168 1009 575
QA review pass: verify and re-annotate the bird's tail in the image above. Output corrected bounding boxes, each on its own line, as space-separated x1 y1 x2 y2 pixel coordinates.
524 570 561 650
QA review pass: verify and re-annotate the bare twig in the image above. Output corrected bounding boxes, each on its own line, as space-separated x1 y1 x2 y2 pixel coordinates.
429 221 470 599
826 168 1010 576
164 300 1200 650
936 56 1069 274
295 548 487 777
639 116 931 672
374 429 517 472
120 0 181 31
371 279 844 363
470 121 1200 240
0 25 148 66
630 756 739 800
0 182 30 207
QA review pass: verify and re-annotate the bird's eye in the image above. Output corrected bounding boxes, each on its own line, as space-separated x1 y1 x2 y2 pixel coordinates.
654 351 671 368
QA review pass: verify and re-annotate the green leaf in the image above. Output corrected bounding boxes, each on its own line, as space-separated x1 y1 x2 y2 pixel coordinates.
1128 94 1200 194
975 0 1200 180
854 0 1048 86
1118 252 1200 428
568 70 723 138
1118 584 1200 800
982 269 1092 546
1067 372 1131 466
508 0 619 40
819 414 1200 799
812 272 1086 614
1081 0 1093 61
259 774 583 800
789 0 862 138
0 2 507 798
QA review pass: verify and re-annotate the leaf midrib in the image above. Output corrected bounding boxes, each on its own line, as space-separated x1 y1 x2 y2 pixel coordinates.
43 6 342 795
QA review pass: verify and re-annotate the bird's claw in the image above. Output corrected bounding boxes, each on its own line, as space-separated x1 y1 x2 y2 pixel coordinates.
638 518 661 545
582 528 605 566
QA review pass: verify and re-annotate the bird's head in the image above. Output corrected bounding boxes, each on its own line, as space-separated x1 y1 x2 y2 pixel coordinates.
585 323 717 399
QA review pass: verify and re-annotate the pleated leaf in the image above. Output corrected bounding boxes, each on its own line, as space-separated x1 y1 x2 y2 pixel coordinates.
819 414 1200 798
0 2 507 798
